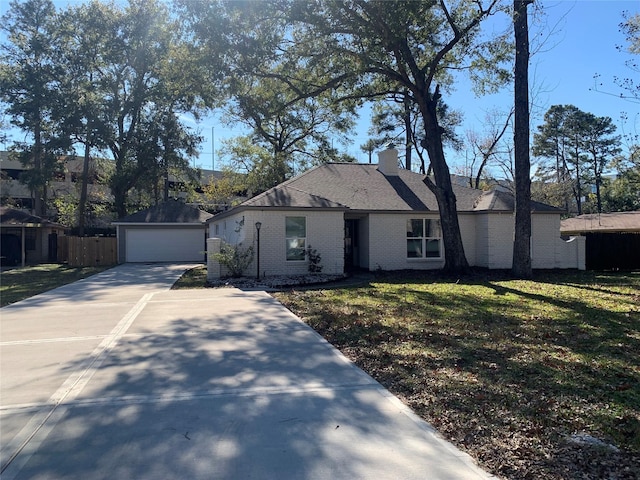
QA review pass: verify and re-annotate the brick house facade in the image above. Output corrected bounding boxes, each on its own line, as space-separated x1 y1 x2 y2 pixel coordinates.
207 148 585 279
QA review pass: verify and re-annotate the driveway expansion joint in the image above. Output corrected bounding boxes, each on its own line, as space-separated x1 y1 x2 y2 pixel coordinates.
1 292 156 478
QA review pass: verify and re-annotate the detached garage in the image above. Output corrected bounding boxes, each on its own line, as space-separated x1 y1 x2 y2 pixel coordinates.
561 211 640 270
113 200 213 263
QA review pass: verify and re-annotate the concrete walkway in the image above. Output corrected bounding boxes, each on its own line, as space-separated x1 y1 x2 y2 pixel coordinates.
1 263 494 479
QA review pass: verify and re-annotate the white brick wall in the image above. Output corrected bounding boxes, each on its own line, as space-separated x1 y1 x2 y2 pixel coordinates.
368 214 445 271
472 212 585 270
471 212 514 268
208 209 585 278
458 213 477 266
532 214 558 268
487 213 515 269
473 214 490 267
208 210 344 278
533 214 586 270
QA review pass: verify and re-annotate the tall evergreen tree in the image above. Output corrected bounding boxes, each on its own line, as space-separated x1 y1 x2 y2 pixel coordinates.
0 0 71 216
581 114 621 213
533 105 583 213
93 0 203 217
56 0 115 233
533 105 621 215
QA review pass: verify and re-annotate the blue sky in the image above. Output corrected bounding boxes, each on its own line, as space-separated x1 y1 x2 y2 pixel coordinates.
440 0 640 173
2 0 638 173
200 1 640 171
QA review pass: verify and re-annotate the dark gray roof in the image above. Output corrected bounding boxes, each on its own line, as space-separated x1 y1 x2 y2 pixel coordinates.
0 206 64 228
472 189 562 212
561 211 640 234
113 199 213 224
212 163 560 219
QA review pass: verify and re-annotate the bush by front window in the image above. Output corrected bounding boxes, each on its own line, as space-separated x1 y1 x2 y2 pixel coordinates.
407 219 442 258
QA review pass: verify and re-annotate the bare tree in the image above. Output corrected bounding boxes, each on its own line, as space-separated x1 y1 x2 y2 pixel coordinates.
463 108 514 189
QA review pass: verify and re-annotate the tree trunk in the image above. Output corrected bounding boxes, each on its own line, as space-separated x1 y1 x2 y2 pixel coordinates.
512 0 533 279
111 178 128 219
163 160 170 202
404 91 412 171
33 121 45 216
593 158 603 213
419 90 469 273
78 129 92 236
575 157 583 215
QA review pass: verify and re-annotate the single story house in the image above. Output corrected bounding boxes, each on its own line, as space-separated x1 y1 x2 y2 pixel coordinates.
0 206 65 266
561 211 640 270
113 199 213 263
207 148 585 279
560 211 640 235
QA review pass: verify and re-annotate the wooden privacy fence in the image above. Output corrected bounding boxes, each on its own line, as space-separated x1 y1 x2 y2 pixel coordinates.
58 236 117 267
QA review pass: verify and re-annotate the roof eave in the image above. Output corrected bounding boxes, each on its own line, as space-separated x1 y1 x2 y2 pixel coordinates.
561 228 640 234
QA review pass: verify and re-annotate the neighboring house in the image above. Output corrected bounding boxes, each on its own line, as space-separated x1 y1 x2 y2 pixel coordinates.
560 211 640 235
561 211 640 270
1 150 231 218
207 148 585 279
0 206 65 266
0 151 112 214
113 199 213 263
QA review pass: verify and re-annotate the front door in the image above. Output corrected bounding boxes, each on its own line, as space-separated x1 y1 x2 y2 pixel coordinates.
344 219 359 272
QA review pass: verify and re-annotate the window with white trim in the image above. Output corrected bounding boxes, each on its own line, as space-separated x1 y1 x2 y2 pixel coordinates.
285 216 306 261
406 219 442 259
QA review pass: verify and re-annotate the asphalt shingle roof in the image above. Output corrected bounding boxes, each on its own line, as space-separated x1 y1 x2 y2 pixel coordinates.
0 207 63 227
244 163 469 211
472 188 561 212
114 199 213 224
561 211 640 234
215 163 561 218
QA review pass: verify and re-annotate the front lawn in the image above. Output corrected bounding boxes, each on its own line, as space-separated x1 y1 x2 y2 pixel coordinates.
0 264 111 307
274 270 640 479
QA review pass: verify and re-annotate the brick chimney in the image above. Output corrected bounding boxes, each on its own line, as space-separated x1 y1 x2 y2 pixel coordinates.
377 147 399 176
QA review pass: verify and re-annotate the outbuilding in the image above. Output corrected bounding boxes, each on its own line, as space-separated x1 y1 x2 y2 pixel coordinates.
113 200 213 263
0 207 65 266
561 211 640 270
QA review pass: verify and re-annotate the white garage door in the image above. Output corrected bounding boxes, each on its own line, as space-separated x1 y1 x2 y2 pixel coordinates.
126 228 205 262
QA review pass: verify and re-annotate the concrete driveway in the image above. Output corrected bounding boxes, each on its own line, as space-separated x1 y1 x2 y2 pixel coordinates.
1 263 493 479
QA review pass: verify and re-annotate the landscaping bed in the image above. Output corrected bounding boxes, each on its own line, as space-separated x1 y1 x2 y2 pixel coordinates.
172 264 348 290
274 270 640 479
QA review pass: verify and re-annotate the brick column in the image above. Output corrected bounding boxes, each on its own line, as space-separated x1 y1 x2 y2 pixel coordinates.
207 237 222 281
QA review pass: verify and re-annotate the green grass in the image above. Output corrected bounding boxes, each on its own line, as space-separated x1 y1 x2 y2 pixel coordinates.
274 270 640 479
170 264 208 289
0 264 111 306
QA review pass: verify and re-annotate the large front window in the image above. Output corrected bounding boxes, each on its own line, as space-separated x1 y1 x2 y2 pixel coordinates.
286 216 306 261
407 219 442 259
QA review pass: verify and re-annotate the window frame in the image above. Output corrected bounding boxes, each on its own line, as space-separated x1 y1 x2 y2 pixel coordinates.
406 218 442 260
285 216 307 262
